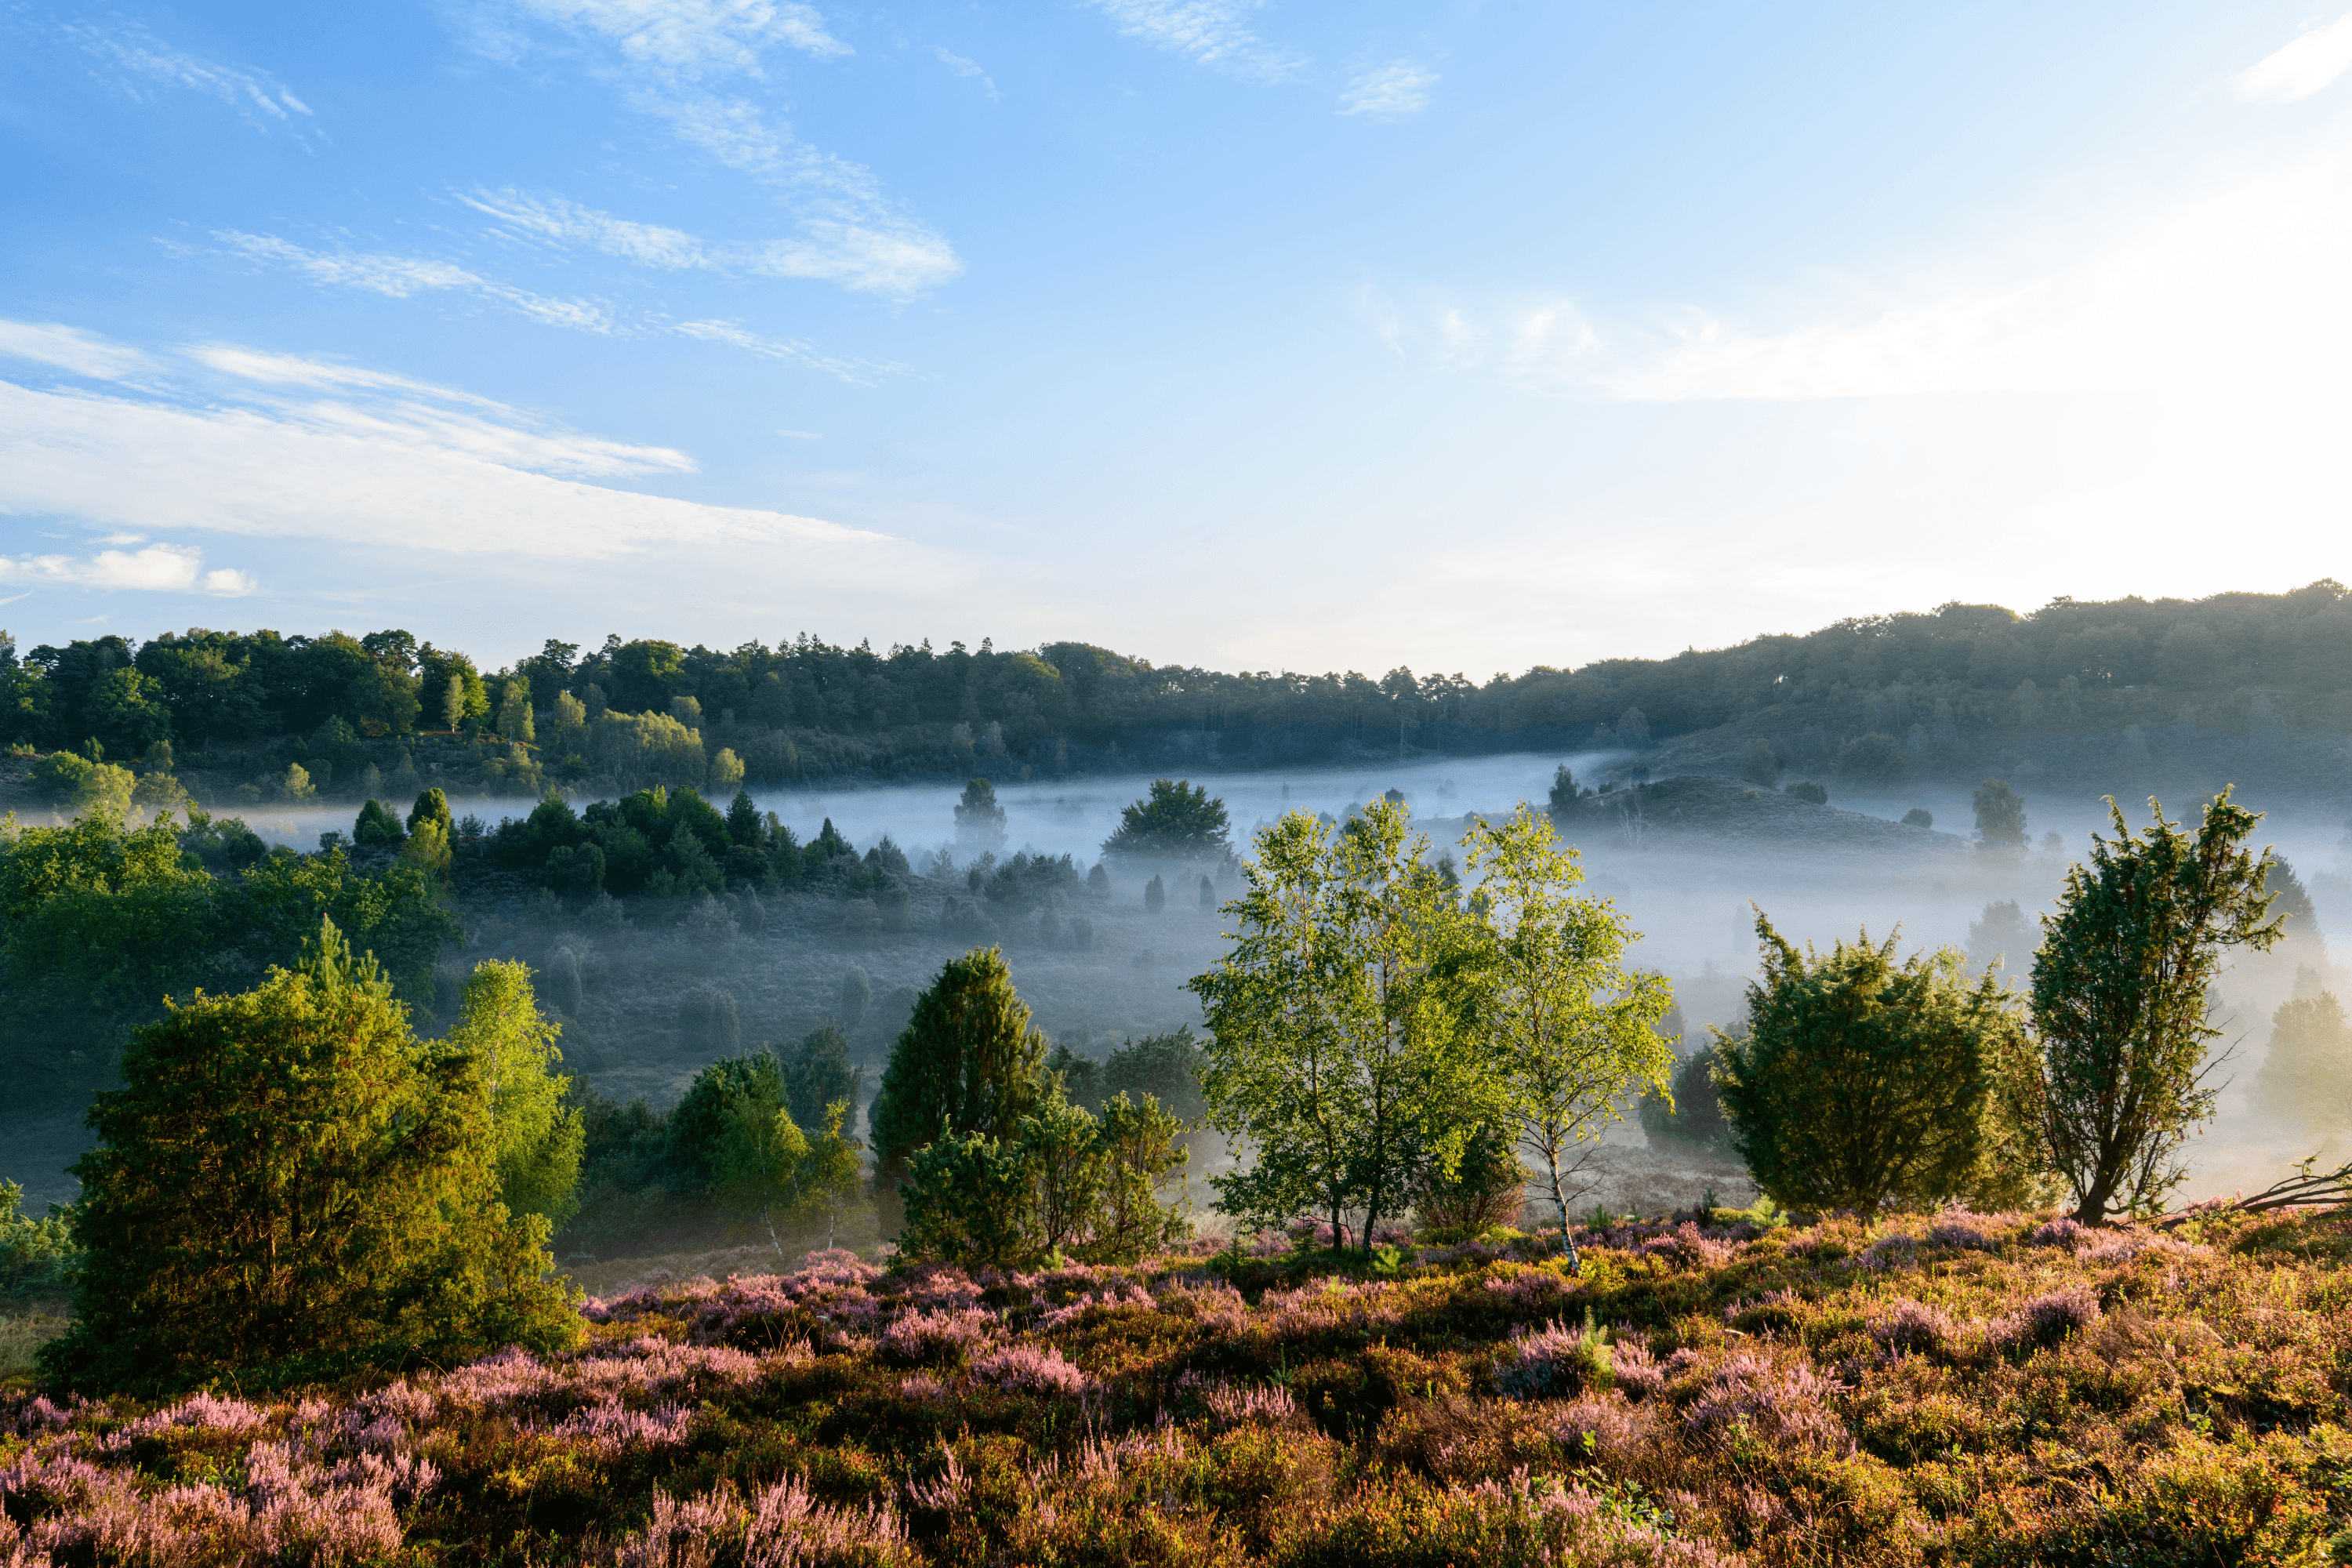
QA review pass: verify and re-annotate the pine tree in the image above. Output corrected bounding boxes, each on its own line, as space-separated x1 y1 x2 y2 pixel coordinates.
353 797 405 848
868 947 1049 1192
45 919 577 1394
408 787 452 840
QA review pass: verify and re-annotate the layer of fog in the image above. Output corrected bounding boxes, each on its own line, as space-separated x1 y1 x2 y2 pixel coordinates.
13 751 2346 1221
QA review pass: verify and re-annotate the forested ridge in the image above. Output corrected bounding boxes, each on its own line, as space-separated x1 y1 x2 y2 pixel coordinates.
5 582 2349 801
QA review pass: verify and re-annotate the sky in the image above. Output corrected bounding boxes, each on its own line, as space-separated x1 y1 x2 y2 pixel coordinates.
2 0 2350 677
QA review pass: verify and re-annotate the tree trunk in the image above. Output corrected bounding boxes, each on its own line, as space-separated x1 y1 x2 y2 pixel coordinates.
1545 1149 1580 1275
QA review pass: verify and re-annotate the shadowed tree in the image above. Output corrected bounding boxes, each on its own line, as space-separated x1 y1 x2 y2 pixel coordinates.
867 946 1050 1195
1102 778 1231 860
1718 913 2037 1223
1973 778 2027 852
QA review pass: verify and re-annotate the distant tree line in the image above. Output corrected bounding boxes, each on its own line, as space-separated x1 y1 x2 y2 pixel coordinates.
9 582 2349 795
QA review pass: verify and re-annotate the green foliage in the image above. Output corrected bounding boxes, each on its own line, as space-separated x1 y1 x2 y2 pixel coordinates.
898 1091 1189 1269
1639 1042 1732 1155
2034 790 2281 1221
1784 779 1828 805
1974 777 2027 848
45 919 578 1394
1103 1027 1208 1123
1461 804 1671 1264
954 777 1007 844
1544 764 1582 816
449 960 584 1226
408 787 452 839
0 1179 77 1291
1103 778 1232 860
1836 731 1913 782
1192 800 1484 1250
868 947 1051 1192
782 1023 863 1134
353 797 406 848
1719 913 2036 1221
666 1051 788 1196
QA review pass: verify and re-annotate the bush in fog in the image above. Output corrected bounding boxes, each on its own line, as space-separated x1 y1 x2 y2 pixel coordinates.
681 891 736 949
1102 778 1231 860
46 920 578 1394
1737 741 1781 789
1903 807 1933 828
543 941 585 1013
2034 793 2280 1222
1718 914 2039 1221
354 797 406 848
869 947 1050 1193
1973 777 2027 851
954 777 1007 848
679 983 742 1057
838 897 882 940
2255 993 2352 1133
898 1092 1189 1270
1144 873 1166 913
1783 779 1828 805
1197 874 1216 913
1546 764 1582 817
1102 1028 1207 1123
839 966 872 1029
1639 1043 1733 1156
1965 899 2037 975
450 959 585 1226
1835 732 1912 782
785 1025 863 1135
1087 862 1110 898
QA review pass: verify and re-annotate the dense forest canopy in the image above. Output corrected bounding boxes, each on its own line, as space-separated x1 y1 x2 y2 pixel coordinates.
4 582 2347 789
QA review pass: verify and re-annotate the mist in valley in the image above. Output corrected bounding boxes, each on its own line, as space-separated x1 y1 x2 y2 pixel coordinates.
18 745 2341 1243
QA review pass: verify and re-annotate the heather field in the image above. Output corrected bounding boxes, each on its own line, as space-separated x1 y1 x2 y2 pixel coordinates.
8 1203 2352 1566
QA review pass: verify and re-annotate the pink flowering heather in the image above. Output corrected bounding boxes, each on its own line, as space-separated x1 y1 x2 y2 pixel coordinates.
553 1399 695 1454
1682 1356 1852 1456
1495 1317 1611 1399
100 1390 270 1448
1609 1335 1667 1400
1036 1284 1157 1332
1639 1222 1738 1271
877 1306 996 1367
971 1344 1094 1397
1480 1268 1578 1312
1545 1394 1652 1461
1197 1380 1301 1428
1990 1287 2101 1352
1925 1214 2001 1251
1858 1232 1922 1270
2027 1217 2089 1249
1874 1300 1957 1356
896 1264 986 1312
3 1394 90 1437
1449 1469 1746 1567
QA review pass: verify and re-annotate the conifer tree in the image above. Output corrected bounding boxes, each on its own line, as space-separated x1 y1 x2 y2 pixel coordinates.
2034 790 2281 1221
868 947 1049 1192
353 797 405 848
46 919 577 1393
408 787 452 840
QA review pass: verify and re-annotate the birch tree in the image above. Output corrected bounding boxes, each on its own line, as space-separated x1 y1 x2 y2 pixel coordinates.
1461 804 1672 1271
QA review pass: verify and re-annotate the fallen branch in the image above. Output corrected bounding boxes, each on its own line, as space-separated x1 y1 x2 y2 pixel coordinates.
2155 1153 2352 1228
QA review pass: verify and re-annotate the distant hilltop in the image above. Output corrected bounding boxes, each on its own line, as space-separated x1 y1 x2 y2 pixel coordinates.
3 580 2347 806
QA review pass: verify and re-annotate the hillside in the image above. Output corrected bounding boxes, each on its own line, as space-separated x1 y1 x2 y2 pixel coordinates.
6 1204 2349 1565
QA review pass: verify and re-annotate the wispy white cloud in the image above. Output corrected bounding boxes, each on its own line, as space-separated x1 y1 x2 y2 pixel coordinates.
935 47 1001 100
0 320 158 380
0 358 909 568
499 0 848 73
463 184 960 296
456 0 960 296
216 232 620 332
1338 61 1436 118
671 319 891 383
1084 0 1305 80
57 20 313 129
0 543 253 596
2236 13 2352 104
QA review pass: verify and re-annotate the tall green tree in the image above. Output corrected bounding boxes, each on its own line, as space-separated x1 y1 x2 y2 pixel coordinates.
2033 790 2281 1222
448 960 584 1225
1973 778 2027 851
867 946 1050 1193
1102 778 1231 860
2255 993 2352 1135
1718 914 2033 1222
1190 800 1482 1252
1461 804 1672 1268
45 920 577 1394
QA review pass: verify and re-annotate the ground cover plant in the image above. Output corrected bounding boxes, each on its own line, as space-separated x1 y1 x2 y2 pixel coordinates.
10 1201 2352 1565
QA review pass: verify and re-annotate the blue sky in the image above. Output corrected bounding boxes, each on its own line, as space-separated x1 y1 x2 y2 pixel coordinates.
3 1 2350 676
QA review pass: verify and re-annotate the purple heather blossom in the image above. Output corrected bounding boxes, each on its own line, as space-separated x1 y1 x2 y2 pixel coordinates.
971 1344 1094 1397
